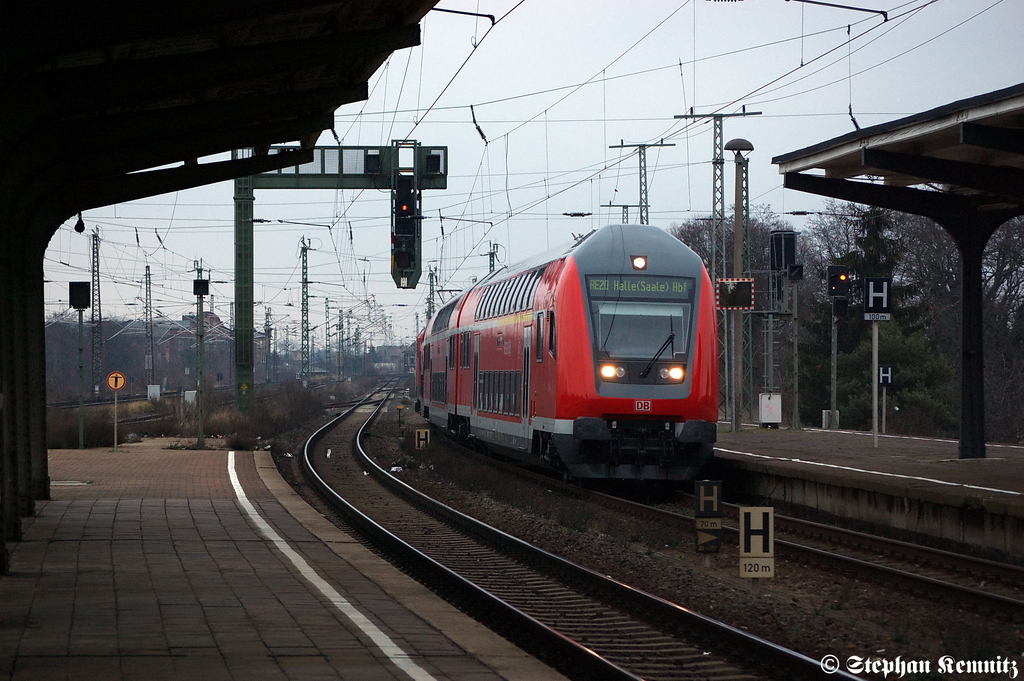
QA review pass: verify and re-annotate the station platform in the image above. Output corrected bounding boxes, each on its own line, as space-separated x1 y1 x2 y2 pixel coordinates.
710 426 1024 560
0 440 564 681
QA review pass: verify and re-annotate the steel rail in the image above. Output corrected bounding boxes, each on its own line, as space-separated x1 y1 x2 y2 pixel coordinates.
301 382 643 681
435 435 1024 617
347 400 852 681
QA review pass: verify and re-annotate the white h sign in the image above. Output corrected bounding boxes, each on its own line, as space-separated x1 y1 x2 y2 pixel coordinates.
864 277 892 321
739 507 775 579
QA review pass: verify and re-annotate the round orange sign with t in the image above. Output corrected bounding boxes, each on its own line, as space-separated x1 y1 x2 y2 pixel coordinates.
107 371 126 450
106 371 126 391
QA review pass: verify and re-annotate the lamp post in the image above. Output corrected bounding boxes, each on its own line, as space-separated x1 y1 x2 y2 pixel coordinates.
726 138 753 432
69 282 91 449
194 270 210 449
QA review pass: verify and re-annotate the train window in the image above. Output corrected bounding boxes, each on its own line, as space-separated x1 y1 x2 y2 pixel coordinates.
592 301 691 360
498 279 508 315
548 310 556 359
496 280 505 316
481 285 494 319
447 335 456 369
504 277 517 315
512 274 528 311
535 313 544 362
483 287 492 319
460 332 471 368
490 282 501 318
523 270 540 309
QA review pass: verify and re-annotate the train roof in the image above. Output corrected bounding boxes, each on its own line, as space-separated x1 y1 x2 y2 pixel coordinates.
475 223 687 285
424 224 696 333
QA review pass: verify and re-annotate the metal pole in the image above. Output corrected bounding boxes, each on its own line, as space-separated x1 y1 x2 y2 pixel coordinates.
790 283 801 430
197 268 206 450
872 320 879 447
113 389 118 451
78 309 85 449
830 310 838 429
882 386 887 434
233 154 255 413
731 153 744 432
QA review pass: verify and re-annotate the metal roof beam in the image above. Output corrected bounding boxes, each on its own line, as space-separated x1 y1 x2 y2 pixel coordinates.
67 147 314 212
861 148 1024 202
42 24 419 115
783 171 973 220
960 122 1024 155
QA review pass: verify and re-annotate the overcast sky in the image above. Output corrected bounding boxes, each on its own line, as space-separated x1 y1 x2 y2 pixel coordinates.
50 0 1023 348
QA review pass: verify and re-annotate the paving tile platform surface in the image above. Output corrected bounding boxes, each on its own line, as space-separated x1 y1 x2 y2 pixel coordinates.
0 441 563 681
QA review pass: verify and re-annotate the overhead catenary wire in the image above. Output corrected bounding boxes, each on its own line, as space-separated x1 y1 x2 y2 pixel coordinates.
50 0 1002 342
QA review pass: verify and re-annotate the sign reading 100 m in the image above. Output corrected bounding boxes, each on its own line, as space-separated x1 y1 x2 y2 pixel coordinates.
587 275 694 300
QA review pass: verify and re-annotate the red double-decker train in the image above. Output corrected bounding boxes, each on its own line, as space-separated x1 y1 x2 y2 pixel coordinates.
415 223 719 482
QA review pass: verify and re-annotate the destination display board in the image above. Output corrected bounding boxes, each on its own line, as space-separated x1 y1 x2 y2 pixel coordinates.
586 275 695 300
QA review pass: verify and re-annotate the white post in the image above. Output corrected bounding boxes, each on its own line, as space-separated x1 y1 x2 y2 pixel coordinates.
882 386 887 435
871 321 879 448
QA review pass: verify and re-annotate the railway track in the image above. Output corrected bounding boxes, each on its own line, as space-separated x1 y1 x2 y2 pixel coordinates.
423 430 1024 620
299 385 849 681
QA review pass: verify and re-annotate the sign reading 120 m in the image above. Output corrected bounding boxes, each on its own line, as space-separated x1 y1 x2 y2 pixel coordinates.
587 275 694 300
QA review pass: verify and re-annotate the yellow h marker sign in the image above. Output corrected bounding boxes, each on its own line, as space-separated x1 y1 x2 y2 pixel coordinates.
694 481 722 553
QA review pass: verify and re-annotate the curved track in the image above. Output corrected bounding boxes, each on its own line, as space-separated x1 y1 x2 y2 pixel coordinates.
435 434 1024 619
299 384 851 681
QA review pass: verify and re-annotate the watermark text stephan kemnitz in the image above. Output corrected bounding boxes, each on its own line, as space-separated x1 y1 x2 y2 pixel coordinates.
820 653 1019 678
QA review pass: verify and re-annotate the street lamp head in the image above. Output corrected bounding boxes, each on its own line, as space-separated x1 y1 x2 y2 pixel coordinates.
726 138 754 159
725 138 753 152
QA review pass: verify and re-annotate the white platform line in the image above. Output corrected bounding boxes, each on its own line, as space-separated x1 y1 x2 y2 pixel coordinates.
716 448 1022 497
227 451 438 681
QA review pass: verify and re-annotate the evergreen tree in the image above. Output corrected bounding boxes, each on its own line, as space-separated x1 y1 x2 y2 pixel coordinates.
798 202 957 432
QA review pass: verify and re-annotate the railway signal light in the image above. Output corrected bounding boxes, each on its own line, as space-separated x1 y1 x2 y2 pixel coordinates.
394 175 416 237
392 174 421 288
826 265 850 297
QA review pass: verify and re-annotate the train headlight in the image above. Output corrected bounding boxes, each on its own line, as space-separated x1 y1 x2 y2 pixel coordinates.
600 364 625 380
659 366 685 381
631 255 648 270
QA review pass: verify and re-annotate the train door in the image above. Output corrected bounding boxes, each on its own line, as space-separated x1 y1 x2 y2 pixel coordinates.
472 333 480 416
522 326 531 426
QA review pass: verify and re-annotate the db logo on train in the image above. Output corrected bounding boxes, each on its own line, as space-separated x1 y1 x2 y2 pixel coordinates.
635 400 652 412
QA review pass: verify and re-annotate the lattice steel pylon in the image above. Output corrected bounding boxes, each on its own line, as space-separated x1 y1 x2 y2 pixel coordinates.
608 140 674 224
90 230 102 394
300 237 311 386
144 264 154 386
233 162 255 411
324 298 331 381
674 110 761 417
264 307 272 384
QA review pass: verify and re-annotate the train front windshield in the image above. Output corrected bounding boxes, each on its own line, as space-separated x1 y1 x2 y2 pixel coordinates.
586 275 696 360
592 301 690 359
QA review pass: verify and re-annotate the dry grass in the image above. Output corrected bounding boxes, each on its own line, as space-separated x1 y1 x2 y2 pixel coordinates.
47 380 372 450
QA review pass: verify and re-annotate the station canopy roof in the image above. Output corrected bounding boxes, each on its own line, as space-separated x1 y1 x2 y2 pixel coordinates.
773 82 1024 211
